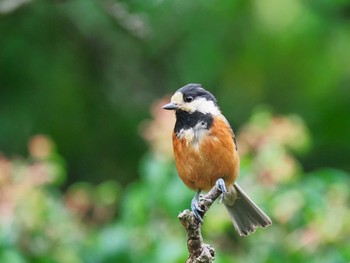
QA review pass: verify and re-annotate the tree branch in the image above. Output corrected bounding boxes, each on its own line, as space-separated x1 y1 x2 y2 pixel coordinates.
178 185 223 263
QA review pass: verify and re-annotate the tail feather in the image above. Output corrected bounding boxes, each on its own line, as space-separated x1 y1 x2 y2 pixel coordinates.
224 183 272 236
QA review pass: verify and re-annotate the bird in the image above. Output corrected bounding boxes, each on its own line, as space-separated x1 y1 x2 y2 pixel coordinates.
162 83 272 236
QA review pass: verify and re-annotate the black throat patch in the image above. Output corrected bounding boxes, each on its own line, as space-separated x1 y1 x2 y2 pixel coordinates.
174 110 214 135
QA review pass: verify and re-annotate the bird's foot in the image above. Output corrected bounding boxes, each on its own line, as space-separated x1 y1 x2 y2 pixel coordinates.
190 180 227 223
215 179 227 203
191 190 204 223
215 178 227 194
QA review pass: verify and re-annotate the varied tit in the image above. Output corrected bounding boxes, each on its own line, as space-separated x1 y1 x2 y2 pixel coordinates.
163 83 272 236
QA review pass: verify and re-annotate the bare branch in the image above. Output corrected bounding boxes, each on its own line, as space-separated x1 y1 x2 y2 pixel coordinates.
178 185 223 263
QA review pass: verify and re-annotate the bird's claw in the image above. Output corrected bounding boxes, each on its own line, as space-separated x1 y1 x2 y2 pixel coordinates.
216 178 227 194
191 191 204 223
190 180 226 223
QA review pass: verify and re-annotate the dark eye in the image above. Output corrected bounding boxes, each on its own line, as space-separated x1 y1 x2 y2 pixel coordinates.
184 96 194 103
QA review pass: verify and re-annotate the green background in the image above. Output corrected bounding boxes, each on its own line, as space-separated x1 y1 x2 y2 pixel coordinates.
0 0 349 262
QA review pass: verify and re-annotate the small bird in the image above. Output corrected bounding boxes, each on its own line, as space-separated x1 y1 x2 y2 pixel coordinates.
163 83 272 236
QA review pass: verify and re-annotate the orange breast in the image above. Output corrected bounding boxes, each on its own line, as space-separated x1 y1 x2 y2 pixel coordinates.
173 116 239 191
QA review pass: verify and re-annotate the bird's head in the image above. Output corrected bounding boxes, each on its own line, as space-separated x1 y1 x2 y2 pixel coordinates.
162 84 220 115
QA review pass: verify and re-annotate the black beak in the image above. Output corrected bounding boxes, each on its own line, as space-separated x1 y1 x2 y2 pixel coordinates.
162 102 178 110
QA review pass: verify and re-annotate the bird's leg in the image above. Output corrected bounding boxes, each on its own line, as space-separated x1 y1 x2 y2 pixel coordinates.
191 190 204 223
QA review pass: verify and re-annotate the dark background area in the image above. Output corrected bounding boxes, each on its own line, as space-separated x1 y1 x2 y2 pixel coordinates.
1 1 350 263
1 0 349 188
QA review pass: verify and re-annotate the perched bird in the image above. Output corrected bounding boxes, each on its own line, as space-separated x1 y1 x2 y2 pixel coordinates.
163 83 272 236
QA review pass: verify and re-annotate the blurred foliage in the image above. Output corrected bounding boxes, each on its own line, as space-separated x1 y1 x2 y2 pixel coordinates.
0 135 121 263
1 0 350 262
0 135 83 263
1 107 349 262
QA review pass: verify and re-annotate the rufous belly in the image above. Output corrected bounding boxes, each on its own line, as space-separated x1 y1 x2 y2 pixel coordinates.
173 117 239 191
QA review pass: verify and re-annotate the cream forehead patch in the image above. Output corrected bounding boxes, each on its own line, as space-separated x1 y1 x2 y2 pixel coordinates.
171 92 184 104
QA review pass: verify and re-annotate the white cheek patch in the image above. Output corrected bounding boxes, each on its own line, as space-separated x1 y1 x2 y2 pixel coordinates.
188 98 221 115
